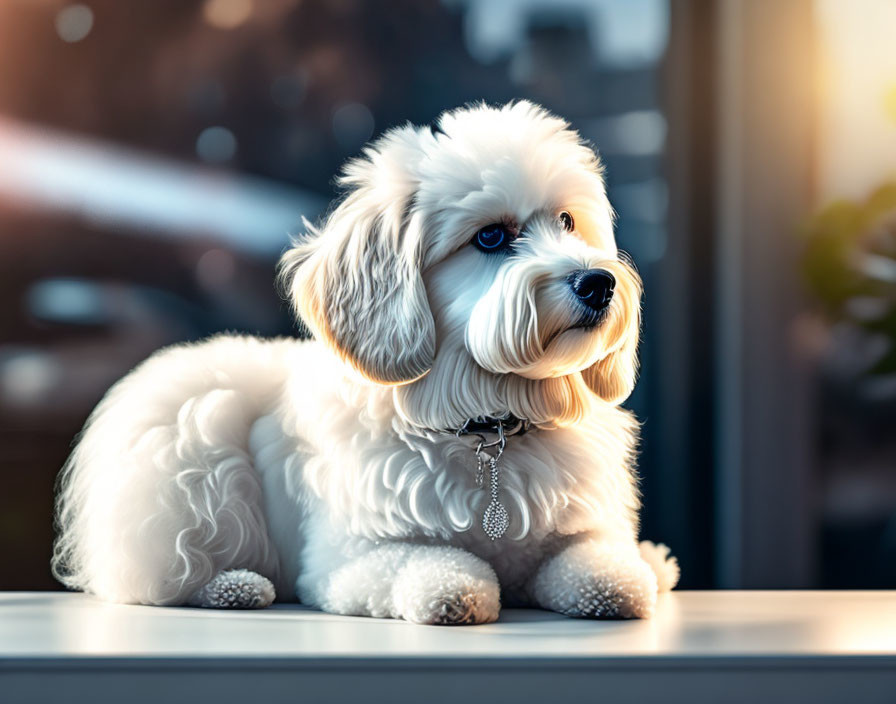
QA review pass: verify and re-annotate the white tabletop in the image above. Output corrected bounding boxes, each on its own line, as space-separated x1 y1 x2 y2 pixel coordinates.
2 591 895 704
2 590 895 659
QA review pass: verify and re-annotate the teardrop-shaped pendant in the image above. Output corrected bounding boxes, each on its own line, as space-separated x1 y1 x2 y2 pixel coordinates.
482 497 509 540
482 456 508 540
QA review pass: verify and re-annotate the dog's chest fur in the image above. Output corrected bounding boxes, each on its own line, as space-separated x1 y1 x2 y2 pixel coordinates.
249 341 641 594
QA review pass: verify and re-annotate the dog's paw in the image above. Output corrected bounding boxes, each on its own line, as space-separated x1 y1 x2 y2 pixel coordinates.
190 569 276 609
532 541 658 619
392 547 500 625
639 540 680 592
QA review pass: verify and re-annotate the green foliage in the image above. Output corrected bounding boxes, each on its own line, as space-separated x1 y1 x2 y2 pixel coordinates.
802 182 896 380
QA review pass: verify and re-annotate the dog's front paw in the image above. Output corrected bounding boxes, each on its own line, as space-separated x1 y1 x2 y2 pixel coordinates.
392 547 500 625
532 541 657 619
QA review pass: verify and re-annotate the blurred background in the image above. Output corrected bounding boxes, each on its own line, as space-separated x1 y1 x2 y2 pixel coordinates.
0 0 894 591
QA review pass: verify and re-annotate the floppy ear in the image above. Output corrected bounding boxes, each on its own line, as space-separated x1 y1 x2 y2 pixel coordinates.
580 326 640 405
580 259 642 404
279 127 435 385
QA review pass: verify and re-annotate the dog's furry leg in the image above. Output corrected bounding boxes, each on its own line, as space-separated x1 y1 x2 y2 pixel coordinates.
189 569 276 609
304 543 501 625
52 337 290 606
529 537 658 619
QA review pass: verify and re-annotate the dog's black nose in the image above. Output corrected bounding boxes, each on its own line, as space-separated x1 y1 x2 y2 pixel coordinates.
568 269 615 311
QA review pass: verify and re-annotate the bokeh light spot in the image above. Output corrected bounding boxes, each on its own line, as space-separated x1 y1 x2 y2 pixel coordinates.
196 126 237 164
202 0 254 30
0 352 61 406
26 279 107 324
55 4 94 43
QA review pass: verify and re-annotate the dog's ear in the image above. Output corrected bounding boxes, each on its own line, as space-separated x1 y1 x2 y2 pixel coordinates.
580 260 642 404
580 327 640 405
279 127 435 385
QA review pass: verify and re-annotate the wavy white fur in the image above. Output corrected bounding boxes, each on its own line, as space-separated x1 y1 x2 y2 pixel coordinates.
53 101 678 623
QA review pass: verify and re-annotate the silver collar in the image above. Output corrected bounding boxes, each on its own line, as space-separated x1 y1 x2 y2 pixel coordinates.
446 414 531 540
451 413 531 443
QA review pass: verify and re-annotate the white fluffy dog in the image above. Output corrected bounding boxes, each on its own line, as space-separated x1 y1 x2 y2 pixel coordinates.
52 101 678 624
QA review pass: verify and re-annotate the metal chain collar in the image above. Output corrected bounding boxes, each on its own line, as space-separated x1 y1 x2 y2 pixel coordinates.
453 415 530 540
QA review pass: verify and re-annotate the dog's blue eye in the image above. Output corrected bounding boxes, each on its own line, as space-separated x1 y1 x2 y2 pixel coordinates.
473 224 511 252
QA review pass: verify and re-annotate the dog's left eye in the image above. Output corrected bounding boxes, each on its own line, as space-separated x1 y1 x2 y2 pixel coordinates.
558 211 575 232
472 224 513 252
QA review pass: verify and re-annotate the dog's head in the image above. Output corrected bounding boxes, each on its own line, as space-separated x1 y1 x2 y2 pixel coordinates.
280 101 642 420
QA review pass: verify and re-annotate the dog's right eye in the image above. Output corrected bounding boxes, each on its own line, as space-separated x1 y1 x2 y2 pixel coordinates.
472 224 512 252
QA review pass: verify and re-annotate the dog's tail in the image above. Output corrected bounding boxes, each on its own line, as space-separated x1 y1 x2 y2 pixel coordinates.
639 541 680 592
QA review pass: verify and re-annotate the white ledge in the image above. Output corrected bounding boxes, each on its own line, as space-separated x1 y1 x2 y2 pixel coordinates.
2 591 895 703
